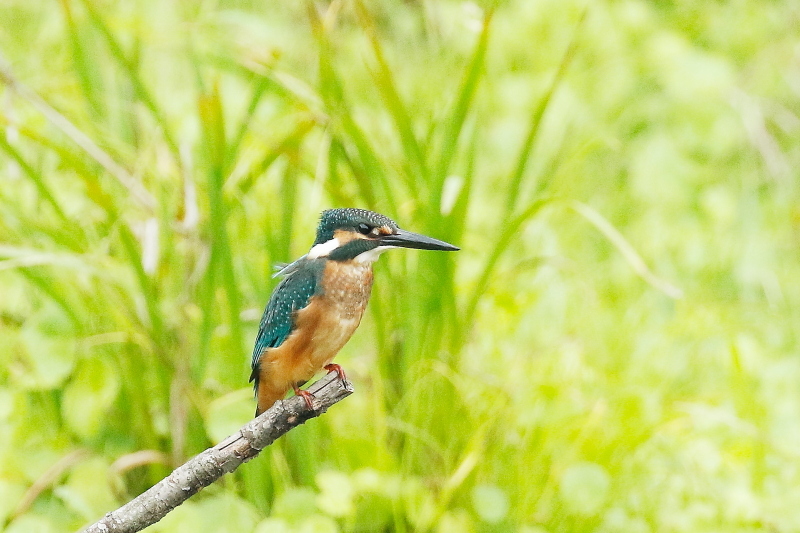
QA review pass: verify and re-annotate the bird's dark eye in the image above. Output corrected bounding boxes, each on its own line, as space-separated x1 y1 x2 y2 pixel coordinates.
357 223 372 235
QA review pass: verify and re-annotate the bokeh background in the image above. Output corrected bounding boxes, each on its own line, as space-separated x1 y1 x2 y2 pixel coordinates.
1 0 799 531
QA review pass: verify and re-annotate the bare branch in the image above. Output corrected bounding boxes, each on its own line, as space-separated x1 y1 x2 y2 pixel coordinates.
82 372 354 533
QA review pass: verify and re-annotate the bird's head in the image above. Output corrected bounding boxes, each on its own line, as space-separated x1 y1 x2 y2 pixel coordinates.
308 208 459 263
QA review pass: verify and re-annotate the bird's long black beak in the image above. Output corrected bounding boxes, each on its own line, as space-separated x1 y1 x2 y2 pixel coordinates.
380 229 460 251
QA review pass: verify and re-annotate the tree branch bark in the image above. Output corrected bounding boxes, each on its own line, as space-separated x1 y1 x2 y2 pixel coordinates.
82 372 353 533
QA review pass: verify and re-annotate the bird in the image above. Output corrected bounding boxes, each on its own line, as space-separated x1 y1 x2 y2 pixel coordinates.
249 208 459 416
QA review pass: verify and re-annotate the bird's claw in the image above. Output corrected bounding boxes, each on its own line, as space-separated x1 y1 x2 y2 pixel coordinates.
292 365 346 410
293 387 316 410
324 363 347 381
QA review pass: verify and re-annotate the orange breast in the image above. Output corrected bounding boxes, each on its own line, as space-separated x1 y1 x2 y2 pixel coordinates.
257 260 374 410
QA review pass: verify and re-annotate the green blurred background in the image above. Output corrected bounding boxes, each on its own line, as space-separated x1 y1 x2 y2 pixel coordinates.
1 0 799 531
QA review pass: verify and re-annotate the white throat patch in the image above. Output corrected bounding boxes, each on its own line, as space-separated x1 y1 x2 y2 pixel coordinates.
354 245 396 264
308 237 340 259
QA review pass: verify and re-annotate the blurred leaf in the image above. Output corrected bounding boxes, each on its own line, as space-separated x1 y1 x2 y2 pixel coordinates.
0 480 26 525
17 328 76 391
519 527 551 533
53 457 116 521
436 509 476 533
271 487 318 524
402 478 436 530
297 515 340 533
559 462 611 516
204 388 253 444
61 357 120 439
254 518 292 533
315 470 354 518
471 484 509 524
352 492 392 532
154 494 260 533
5 514 58 533
149 501 204 533
600 507 651 533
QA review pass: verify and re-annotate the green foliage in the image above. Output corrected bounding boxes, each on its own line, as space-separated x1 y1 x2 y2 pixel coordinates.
1 0 799 531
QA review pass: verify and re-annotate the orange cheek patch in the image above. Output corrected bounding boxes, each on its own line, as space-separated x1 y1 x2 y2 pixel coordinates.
333 229 363 244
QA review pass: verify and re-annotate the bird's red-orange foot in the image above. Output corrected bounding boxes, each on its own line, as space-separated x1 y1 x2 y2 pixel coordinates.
324 363 347 381
293 384 316 409
290 366 346 411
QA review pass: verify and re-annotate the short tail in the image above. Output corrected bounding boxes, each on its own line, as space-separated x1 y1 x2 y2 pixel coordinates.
251 358 290 416
255 378 289 416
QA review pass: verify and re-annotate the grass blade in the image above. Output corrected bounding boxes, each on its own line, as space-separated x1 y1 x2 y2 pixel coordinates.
0 132 69 224
570 201 684 299
226 119 315 199
224 78 270 174
463 196 555 328
0 54 156 211
432 9 493 201
504 10 583 214
79 0 181 163
355 0 430 190
199 82 245 377
59 0 104 119
307 2 395 212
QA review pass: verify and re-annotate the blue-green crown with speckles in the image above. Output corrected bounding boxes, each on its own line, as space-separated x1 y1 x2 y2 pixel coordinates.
314 208 398 245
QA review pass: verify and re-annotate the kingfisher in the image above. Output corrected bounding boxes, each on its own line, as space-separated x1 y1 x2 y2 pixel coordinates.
250 208 459 416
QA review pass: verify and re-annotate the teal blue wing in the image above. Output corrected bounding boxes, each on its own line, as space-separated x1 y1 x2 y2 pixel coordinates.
249 258 324 384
